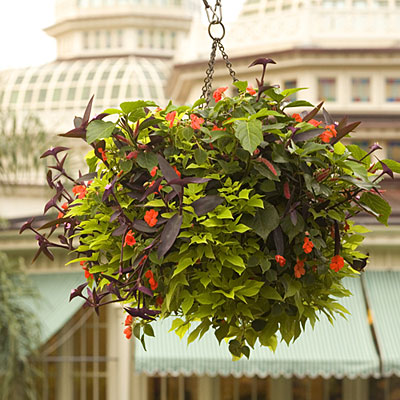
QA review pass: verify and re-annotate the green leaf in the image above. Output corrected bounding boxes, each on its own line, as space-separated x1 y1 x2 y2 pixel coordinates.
233 80 248 92
235 119 263 154
225 254 245 268
136 152 158 170
172 257 193 278
359 192 391 226
280 87 307 98
283 100 314 109
260 286 282 301
242 203 279 240
181 295 194 314
143 324 155 337
120 100 157 113
86 120 116 144
249 109 284 119
193 148 208 165
103 108 121 114
182 127 194 141
192 98 206 108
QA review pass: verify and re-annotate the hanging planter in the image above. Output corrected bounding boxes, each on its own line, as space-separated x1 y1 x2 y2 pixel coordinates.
21 57 397 358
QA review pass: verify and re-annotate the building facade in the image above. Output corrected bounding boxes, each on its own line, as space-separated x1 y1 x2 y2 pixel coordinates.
1 0 400 399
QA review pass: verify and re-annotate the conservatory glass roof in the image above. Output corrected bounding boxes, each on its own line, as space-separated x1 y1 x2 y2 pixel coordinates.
0 56 170 113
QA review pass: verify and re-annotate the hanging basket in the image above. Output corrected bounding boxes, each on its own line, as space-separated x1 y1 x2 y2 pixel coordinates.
22 59 395 359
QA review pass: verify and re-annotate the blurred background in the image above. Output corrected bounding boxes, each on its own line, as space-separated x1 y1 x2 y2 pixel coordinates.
1 0 400 399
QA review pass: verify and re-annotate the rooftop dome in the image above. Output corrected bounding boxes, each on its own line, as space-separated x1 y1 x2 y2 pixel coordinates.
0 56 170 132
227 0 400 55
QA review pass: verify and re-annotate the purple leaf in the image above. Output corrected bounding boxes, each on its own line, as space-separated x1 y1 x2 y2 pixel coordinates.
138 285 154 297
157 213 183 259
334 221 341 256
168 177 211 186
133 220 158 233
112 224 128 237
293 128 325 143
157 154 180 193
70 283 88 301
191 195 224 216
140 177 163 201
303 101 324 122
273 226 284 256
74 116 83 128
102 175 118 202
40 146 70 159
38 217 70 230
19 217 34 234
378 159 394 179
124 306 160 321
58 126 86 139
82 95 94 125
289 210 298 226
331 121 361 145
248 58 276 68
322 108 335 125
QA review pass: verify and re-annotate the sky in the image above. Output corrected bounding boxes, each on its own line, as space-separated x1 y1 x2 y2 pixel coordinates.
0 0 245 71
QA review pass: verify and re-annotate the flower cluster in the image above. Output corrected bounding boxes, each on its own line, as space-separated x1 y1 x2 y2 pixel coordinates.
24 58 395 359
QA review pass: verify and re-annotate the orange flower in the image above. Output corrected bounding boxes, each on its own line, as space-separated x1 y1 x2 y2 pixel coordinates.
57 211 64 219
212 125 226 132
98 147 107 161
61 202 68 210
144 209 158 227
150 166 158 177
125 315 133 326
173 165 181 178
190 114 204 130
246 86 256 95
292 113 303 123
308 119 322 127
213 87 228 103
319 124 337 143
294 259 306 278
165 111 177 128
149 277 158 290
330 255 345 272
156 295 164 307
124 230 136 247
144 270 153 279
124 326 133 339
275 255 286 267
82 264 93 279
303 237 314 254
72 185 87 199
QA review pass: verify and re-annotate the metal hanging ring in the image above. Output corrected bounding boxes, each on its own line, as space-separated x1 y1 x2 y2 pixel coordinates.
208 21 225 41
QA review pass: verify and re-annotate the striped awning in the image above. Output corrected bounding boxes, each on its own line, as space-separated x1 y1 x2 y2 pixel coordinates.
27 272 85 345
364 271 400 377
135 278 380 378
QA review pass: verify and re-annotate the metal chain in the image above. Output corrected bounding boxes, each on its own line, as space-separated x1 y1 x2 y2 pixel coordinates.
200 1 238 107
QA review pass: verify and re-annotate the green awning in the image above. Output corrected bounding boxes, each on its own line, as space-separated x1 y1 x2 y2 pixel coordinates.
364 271 400 377
27 272 85 345
135 278 380 378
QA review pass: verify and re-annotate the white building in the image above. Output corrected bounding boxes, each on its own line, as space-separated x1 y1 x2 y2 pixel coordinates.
1 0 400 399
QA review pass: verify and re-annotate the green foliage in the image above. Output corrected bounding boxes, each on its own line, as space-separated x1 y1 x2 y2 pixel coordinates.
0 252 41 400
34 78 394 360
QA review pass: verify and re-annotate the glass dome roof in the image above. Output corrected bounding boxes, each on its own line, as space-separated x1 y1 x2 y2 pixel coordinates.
0 56 170 116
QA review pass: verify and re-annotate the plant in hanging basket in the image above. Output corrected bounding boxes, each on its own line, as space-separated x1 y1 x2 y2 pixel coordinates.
22 59 397 359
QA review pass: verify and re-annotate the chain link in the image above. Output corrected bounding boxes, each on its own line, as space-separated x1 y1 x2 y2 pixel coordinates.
200 1 238 107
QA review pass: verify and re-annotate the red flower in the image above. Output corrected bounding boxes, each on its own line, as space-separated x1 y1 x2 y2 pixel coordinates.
212 125 226 132
330 255 345 272
319 124 337 143
124 230 136 247
150 166 158 177
303 237 314 254
57 211 64 219
124 326 132 339
144 209 158 227
213 87 228 103
258 158 278 176
246 86 256 95
156 295 164 307
166 111 177 128
149 180 163 193
283 182 291 200
275 255 286 267
149 277 158 290
125 315 133 326
72 185 87 199
294 259 306 278
190 114 204 130
173 165 181 178
292 113 303 123
144 270 153 279
61 202 68 210
82 264 93 279
308 119 322 127
98 147 107 161
138 255 148 266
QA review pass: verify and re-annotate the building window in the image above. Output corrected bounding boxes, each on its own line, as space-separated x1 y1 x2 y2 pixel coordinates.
149 30 154 48
72 72 81 81
387 141 400 162
318 77 336 102
10 90 18 103
293 377 342 400
352 77 370 102
102 70 110 80
117 29 124 48
38 89 47 102
24 90 33 103
111 85 120 98
97 86 105 99
95 30 101 49
354 0 367 7
29 75 38 84
67 87 76 101
83 32 89 49
284 79 297 101
386 78 400 102
58 72 67 82
106 31 112 48
87 71 96 80
160 31 165 49
137 29 144 48
82 86 91 100
171 31 176 49
116 69 125 80
15 75 24 84
43 73 52 83
53 88 62 101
